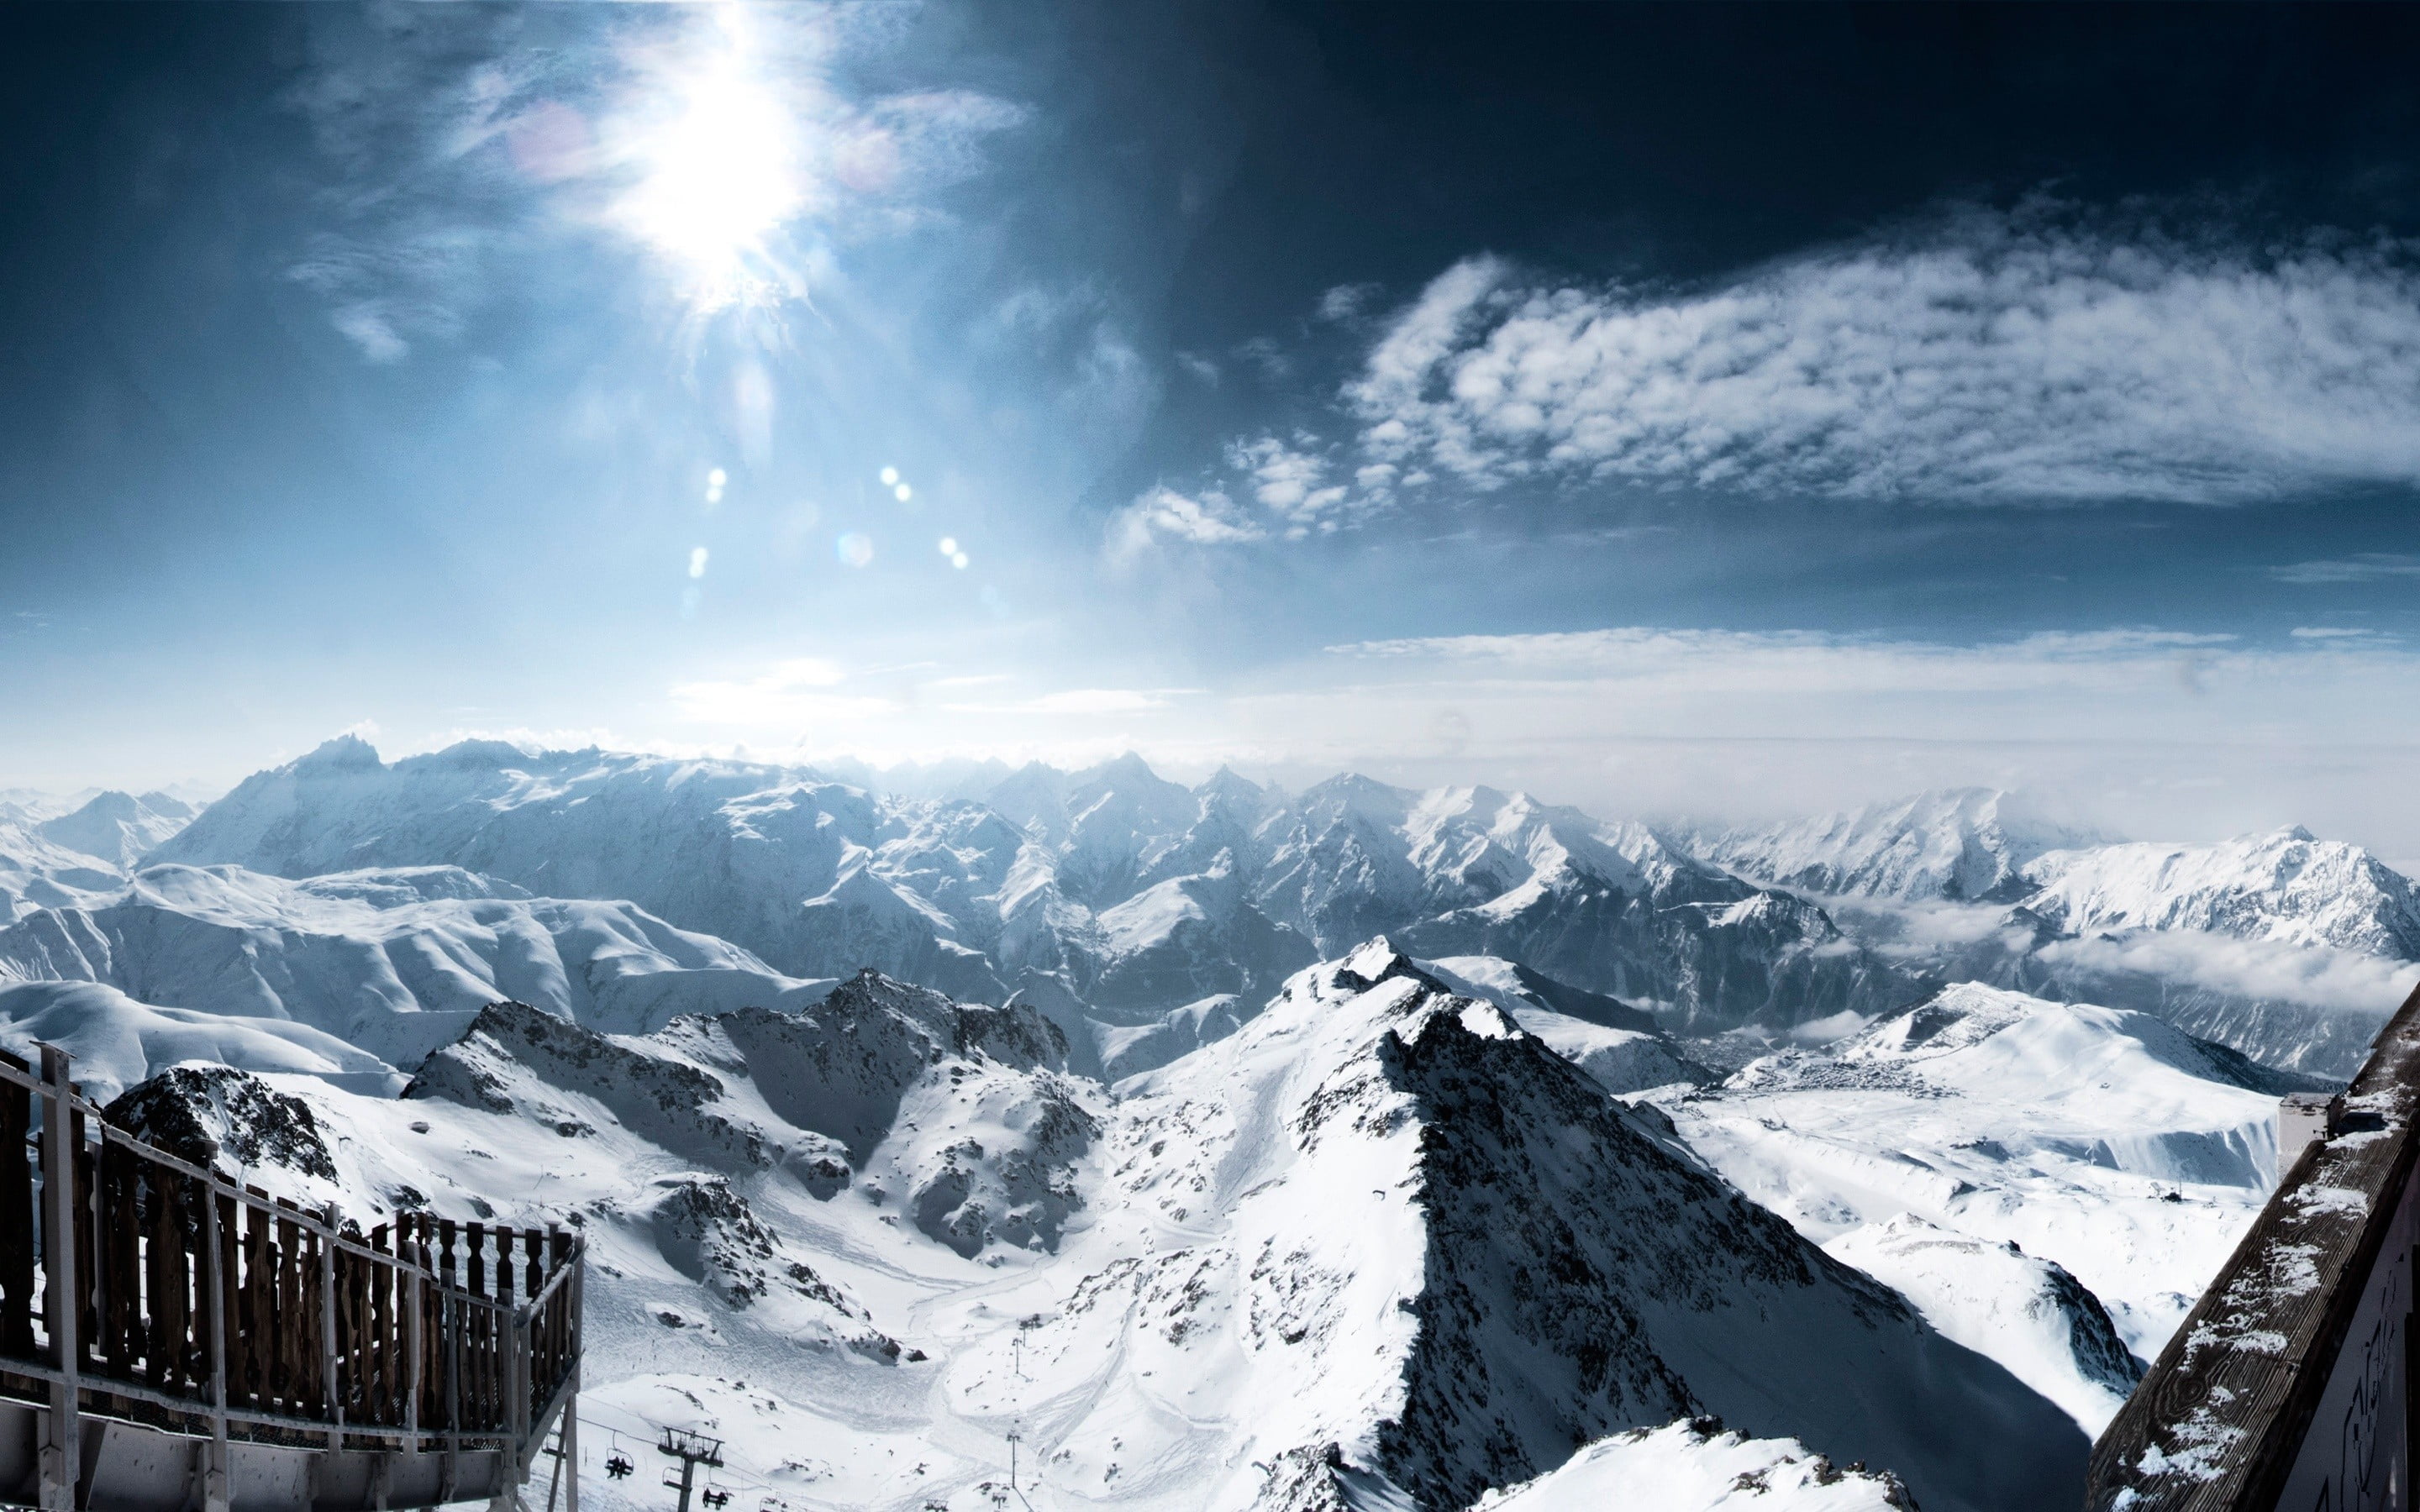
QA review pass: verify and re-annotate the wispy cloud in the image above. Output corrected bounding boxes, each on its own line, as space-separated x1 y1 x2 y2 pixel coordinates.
2272 554 2420 584
669 657 896 726
1106 485 1265 562
1338 207 2420 506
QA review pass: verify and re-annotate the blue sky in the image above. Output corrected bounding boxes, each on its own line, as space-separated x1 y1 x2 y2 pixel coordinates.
7 3 2420 848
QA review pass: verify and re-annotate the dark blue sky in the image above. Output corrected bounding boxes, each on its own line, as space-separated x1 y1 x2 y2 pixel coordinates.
5 3 2419 846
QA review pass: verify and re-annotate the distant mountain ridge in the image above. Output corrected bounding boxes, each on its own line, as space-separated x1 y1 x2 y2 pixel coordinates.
150 738 1910 1068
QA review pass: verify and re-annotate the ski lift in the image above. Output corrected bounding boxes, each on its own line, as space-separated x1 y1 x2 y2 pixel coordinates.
702 1485 731 1508
605 1453 634 1481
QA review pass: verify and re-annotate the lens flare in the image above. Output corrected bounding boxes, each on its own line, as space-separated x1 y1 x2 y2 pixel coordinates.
688 547 710 579
836 533 874 568
893 483 913 502
938 537 958 555
880 466 899 486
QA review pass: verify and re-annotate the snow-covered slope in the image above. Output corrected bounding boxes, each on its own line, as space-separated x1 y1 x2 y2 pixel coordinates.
1424 953 1714 1094
0 814 126 924
0 863 832 1066
1471 1420 1911 1511
1701 788 2098 902
82 949 2085 1512
0 979 402 1104
977 944 2082 1512
1655 982 2294 1419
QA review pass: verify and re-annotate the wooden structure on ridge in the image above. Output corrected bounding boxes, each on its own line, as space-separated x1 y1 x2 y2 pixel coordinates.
0 1045 586 1512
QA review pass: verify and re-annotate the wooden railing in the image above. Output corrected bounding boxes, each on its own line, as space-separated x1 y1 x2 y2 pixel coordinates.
0 1044 582 1510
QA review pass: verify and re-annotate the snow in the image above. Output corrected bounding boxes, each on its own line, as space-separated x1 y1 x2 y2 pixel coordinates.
39 741 2420 1510
81 950 2084 1512
1472 1420 1910 1510
155 740 1896 1051
1655 984 2282 1398
0 863 834 1067
0 980 402 1104
1700 787 2098 902
2021 826 2420 958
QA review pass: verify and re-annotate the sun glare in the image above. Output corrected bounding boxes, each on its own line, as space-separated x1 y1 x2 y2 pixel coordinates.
615 9 811 312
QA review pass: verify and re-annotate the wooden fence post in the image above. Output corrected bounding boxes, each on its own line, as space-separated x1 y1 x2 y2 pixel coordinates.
37 1045 80 1512
199 1179 231 1512
322 1202 343 1453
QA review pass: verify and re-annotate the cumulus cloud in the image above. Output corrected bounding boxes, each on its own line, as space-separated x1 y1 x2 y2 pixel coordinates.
1341 210 2420 504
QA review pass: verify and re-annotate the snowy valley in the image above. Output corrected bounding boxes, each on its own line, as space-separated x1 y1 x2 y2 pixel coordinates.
1 741 2412 1510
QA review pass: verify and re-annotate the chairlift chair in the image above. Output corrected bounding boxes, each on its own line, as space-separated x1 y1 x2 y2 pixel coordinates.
702 1485 732 1508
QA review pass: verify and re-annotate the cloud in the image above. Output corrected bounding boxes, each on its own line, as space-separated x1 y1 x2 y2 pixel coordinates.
2272 554 2420 584
670 657 894 725
1328 626 2251 696
1318 281 1383 323
1340 210 2420 504
1106 485 1265 562
2035 930 2420 1016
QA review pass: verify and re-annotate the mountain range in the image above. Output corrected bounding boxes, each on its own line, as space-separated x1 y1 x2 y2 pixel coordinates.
1 739 2414 1508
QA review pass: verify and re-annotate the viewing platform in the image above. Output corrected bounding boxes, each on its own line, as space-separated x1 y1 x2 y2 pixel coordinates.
2088 982 2420 1509
0 1047 585 1512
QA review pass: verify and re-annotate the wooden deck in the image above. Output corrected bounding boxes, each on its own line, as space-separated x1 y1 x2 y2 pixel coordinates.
2086 981 2420 1509
0 1045 584 1512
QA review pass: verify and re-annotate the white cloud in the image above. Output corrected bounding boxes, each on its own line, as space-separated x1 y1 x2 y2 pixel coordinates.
2035 930 2420 1016
1343 213 2420 503
670 658 892 726
2272 554 2420 584
1106 485 1265 562
1317 281 1382 323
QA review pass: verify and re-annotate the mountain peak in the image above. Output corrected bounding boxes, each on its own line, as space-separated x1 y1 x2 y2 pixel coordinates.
294 733 383 772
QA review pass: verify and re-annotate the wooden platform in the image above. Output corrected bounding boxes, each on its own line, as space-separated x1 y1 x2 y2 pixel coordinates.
0 1046 583 1512
2086 981 2420 1509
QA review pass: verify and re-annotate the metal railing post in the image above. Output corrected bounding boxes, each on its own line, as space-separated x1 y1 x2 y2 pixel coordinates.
36 1045 80 1512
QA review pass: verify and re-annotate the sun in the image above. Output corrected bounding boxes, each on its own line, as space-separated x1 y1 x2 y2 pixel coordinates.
613 8 813 313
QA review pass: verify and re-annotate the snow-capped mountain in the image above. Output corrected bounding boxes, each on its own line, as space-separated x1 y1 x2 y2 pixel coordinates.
1700 788 2099 902
1470 1420 1910 1510
0 863 832 1067
1702 790 2420 1077
34 788 197 868
2019 825 2420 958
1651 982 2314 1432
76 948 2085 1511
151 740 1913 1070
